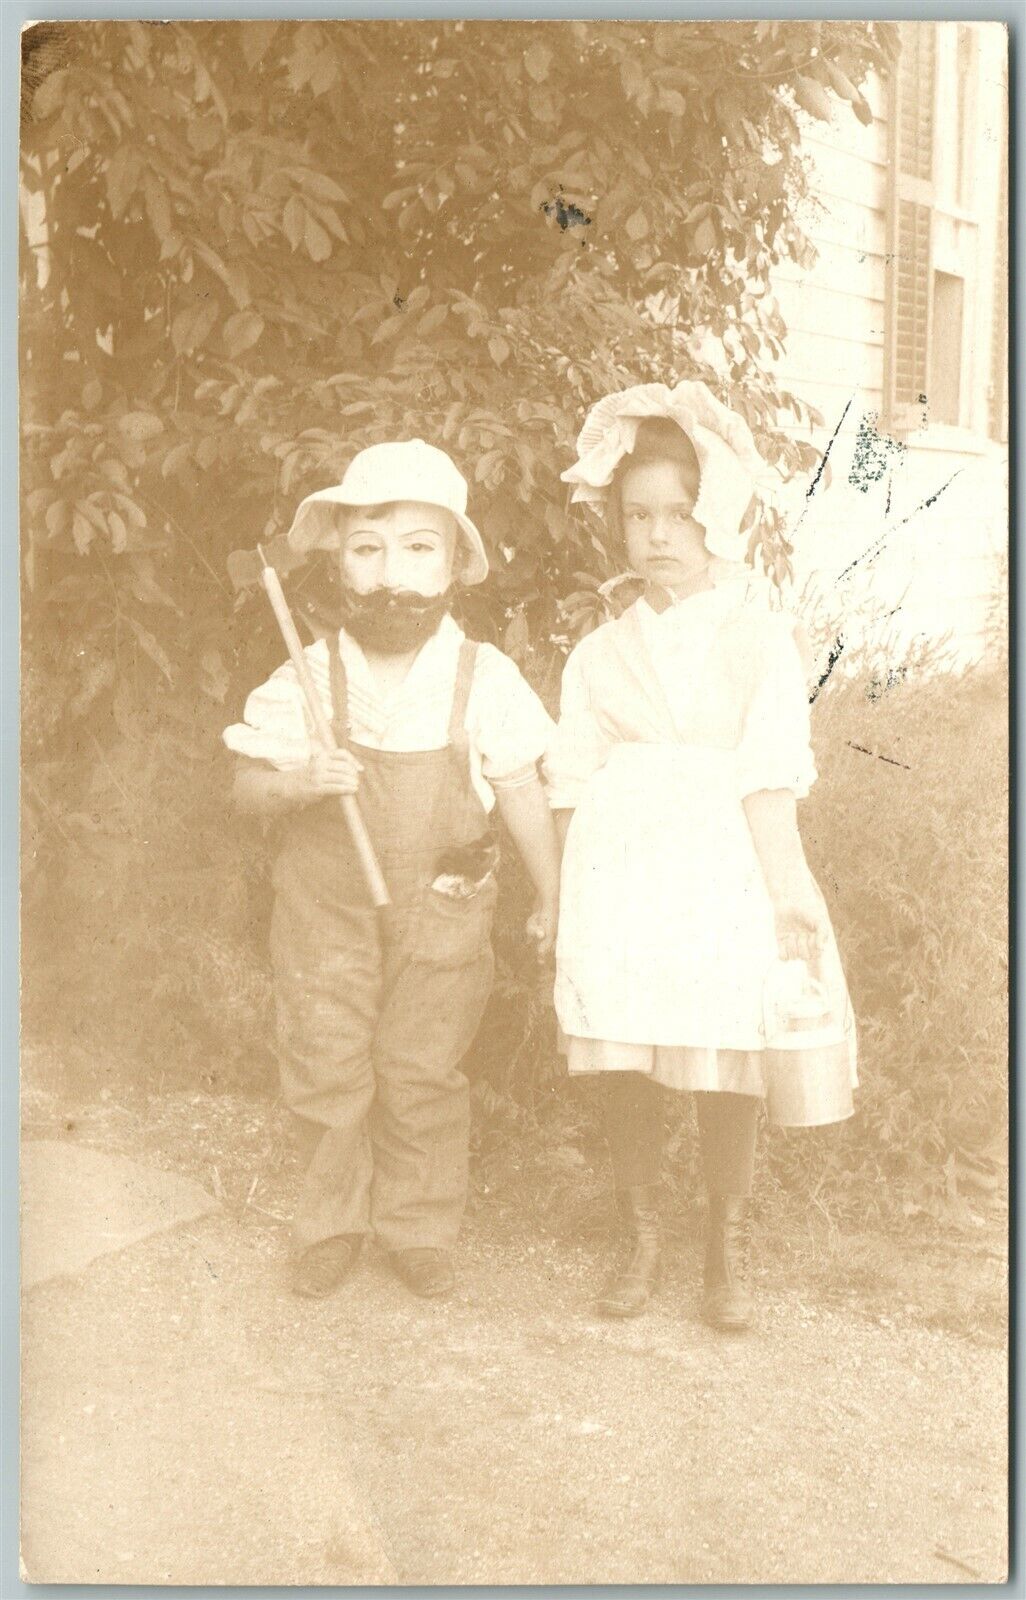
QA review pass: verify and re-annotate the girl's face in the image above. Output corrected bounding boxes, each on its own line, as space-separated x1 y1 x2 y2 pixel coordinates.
339 501 457 596
619 457 709 591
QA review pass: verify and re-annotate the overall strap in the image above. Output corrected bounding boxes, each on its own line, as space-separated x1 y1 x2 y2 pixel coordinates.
447 639 478 755
327 641 351 748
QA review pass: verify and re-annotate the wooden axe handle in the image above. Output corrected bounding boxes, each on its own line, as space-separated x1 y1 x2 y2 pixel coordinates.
257 551 390 909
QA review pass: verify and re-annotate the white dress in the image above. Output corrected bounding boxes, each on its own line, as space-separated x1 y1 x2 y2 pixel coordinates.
545 579 857 1096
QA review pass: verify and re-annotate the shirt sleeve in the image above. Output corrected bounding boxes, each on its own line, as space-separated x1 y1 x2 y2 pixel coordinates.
222 645 326 771
736 614 817 800
543 638 613 810
466 644 555 786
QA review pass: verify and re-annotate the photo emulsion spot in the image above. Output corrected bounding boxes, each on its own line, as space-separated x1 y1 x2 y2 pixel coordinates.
18 18 1008 1587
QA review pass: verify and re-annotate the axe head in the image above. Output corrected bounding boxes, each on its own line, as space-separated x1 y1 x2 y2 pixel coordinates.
226 532 308 592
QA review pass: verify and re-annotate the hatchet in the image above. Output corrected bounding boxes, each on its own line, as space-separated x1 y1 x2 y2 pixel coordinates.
228 541 390 909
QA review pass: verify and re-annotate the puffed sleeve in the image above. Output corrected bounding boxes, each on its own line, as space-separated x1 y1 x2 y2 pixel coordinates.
222 641 329 771
543 638 613 810
735 614 817 800
465 644 555 789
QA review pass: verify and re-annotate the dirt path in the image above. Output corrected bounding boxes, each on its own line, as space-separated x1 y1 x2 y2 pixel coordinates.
21 1085 1007 1586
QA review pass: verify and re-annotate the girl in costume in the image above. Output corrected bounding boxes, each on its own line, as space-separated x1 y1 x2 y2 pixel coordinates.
545 383 856 1329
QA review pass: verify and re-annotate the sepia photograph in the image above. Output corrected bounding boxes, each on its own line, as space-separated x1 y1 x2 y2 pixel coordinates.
18 15 1009 1587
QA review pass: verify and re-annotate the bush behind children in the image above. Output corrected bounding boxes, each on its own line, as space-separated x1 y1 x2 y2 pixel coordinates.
224 384 857 1327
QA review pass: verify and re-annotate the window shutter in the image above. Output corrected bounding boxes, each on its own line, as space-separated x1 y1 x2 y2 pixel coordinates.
883 23 937 432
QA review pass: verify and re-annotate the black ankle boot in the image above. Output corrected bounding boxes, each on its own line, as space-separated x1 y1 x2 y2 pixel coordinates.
596 1184 661 1318
701 1193 752 1331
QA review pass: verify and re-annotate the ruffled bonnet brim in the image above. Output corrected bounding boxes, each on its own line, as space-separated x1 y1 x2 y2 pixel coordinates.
561 380 777 563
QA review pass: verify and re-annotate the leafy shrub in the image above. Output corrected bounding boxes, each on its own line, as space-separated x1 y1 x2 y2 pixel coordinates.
20 19 891 1040
778 648 1008 1221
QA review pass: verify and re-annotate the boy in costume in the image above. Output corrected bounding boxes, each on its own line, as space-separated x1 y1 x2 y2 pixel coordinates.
224 439 559 1300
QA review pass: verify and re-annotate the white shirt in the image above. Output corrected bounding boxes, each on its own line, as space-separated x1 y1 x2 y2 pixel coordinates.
223 614 554 812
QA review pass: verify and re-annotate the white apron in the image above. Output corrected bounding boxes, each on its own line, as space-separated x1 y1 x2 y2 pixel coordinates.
549 590 857 1096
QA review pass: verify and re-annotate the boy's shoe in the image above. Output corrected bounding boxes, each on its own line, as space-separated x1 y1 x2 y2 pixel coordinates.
291 1234 363 1299
390 1247 455 1299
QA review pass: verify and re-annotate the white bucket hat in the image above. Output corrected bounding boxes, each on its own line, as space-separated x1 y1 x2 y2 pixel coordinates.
285 438 490 586
561 381 779 563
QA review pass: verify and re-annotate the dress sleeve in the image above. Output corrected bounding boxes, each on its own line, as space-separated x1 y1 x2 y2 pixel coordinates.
736 614 817 800
221 648 323 771
466 645 555 787
543 638 613 810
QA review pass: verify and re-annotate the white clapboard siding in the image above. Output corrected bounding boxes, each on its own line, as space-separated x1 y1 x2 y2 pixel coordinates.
767 36 1007 666
777 330 885 392
788 198 889 260
773 279 885 350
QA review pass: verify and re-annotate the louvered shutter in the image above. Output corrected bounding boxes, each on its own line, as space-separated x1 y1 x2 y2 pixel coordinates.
883 23 937 432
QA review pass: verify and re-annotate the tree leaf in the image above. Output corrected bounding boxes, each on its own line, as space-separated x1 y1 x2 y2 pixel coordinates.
126 555 180 612
105 146 141 220
418 304 449 336
170 299 218 355
129 618 175 683
44 500 69 540
488 334 510 367
524 41 552 83
200 648 230 702
475 448 504 484
71 511 95 555
294 170 349 203
694 215 717 255
794 74 834 123
504 609 530 659
240 20 279 69
118 411 164 441
820 58 859 104
370 314 407 346
626 207 649 241
304 210 332 261
32 68 68 121
283 194 306 250
143 172 172 241
222 310 265 358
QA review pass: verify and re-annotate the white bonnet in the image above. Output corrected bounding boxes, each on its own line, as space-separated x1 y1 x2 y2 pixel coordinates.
560 380 778 562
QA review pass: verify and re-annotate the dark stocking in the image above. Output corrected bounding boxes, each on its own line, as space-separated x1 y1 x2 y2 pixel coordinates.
602 1071 665 1187
695 1091 759 1197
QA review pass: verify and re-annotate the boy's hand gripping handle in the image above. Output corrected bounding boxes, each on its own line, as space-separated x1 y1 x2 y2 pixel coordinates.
256 547 391 909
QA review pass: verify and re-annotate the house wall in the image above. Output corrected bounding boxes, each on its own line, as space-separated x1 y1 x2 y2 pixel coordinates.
770 23 1007 667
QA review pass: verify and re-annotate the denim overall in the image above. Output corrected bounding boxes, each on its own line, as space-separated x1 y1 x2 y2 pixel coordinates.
270 638 496 1250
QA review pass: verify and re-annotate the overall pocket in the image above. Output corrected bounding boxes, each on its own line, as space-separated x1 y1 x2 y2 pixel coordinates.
410 870 498 967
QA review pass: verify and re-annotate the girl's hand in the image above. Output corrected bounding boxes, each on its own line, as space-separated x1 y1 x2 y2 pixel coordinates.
772 884 827 967
525 897 558 959
304 746 363 797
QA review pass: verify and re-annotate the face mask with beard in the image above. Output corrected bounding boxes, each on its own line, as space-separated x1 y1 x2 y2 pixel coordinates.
338 584 456 654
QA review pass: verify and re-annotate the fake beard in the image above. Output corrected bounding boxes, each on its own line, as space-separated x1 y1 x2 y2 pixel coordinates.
338 584 455 654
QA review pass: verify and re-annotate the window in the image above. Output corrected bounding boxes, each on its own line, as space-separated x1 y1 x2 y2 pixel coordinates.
928 271 964 426
882 22 1007 440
